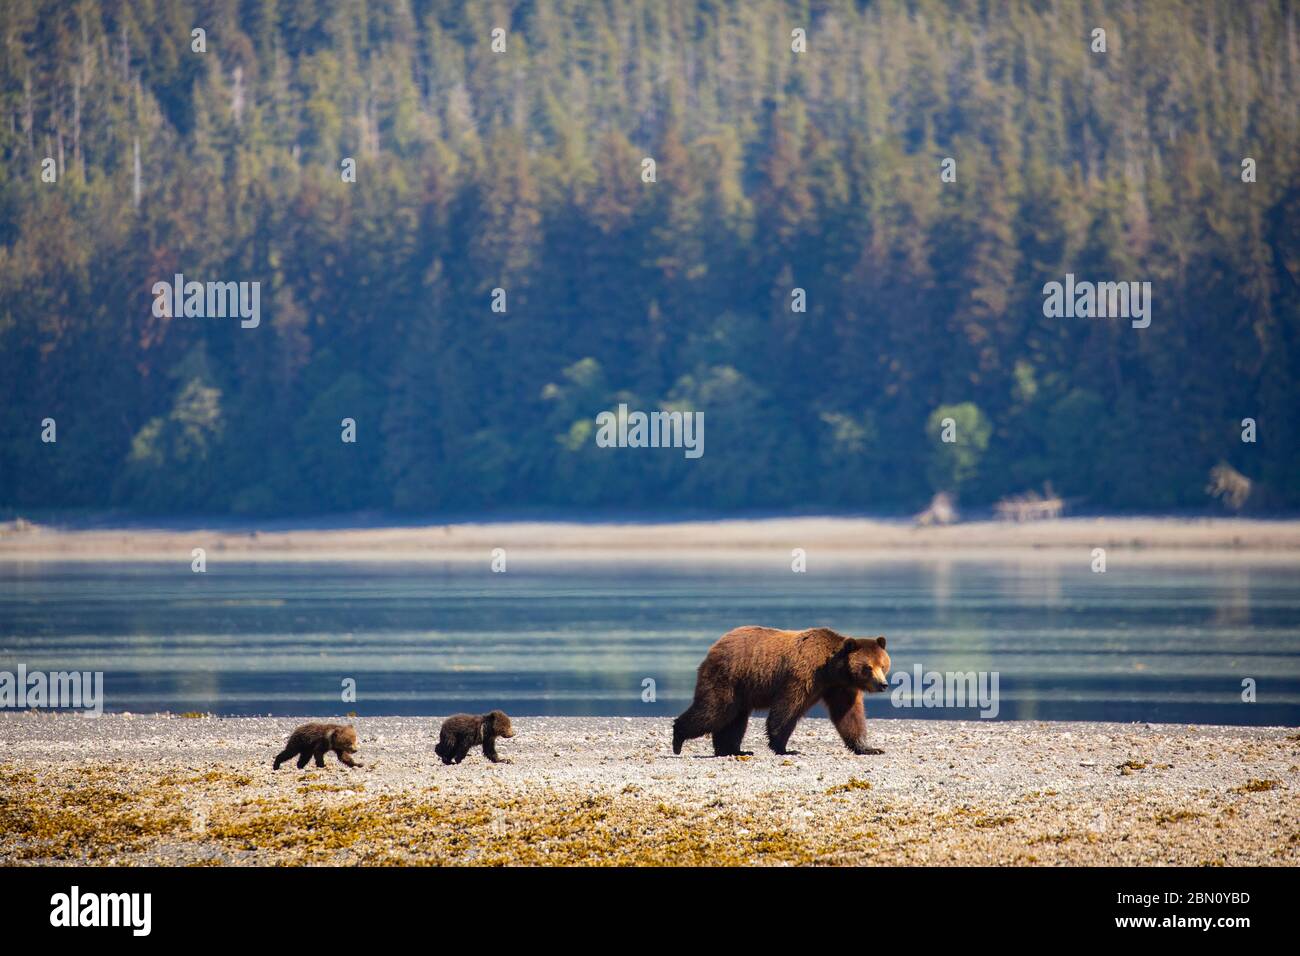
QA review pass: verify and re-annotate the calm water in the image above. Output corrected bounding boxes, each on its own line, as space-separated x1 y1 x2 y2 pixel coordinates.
1 560 1298 725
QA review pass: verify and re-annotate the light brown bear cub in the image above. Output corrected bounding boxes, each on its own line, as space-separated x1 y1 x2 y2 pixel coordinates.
673 626 891 757
273 722 361 770
435 710 514 764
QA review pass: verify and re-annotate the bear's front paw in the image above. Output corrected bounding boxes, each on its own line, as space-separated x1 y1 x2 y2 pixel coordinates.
854 746 885 756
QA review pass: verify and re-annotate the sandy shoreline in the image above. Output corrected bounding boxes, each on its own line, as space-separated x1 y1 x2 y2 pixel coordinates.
3 516 1300 562
2 714 1296 866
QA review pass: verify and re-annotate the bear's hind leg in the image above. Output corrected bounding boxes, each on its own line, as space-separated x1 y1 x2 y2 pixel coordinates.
672 700 719 754
711 709 751 757
272 747 296 770
765 699 809 755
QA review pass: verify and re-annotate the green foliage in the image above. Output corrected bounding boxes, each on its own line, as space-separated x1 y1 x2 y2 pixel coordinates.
1 0 1298 516
115 379 225 509
926 403 992 494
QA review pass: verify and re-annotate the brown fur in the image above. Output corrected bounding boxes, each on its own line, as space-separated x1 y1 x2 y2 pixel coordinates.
672 626 891 757
435 710 515 764
272 722 361 770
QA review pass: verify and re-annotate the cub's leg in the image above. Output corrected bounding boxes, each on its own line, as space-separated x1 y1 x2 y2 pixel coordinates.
313 743 328 767
452 733 474 764
711 708 752 757
435 733 454 764
823 687 883 755
335 748 360 767
482 738 510 764
272 746 298 770
296 751 312 769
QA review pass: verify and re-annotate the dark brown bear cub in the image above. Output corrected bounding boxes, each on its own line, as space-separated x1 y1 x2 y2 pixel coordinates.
673 626 891 757
273 722 361 769
435 710 515 764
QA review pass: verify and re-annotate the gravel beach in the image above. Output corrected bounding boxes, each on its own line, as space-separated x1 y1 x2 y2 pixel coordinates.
2 713 1296 866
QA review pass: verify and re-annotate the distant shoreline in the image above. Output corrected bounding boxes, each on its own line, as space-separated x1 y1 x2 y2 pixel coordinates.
2 515 1300 562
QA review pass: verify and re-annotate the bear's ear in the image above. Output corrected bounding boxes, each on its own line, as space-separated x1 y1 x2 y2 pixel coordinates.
876 636 887 649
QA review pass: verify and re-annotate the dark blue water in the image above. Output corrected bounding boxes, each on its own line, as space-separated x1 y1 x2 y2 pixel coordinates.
1 560 1297 725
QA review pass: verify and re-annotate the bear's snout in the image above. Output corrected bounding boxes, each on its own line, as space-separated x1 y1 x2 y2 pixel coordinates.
867 667 890 693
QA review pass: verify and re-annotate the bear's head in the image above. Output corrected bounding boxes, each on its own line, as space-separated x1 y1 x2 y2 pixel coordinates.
836 636 891 693
486 710 515 738
330 725 359 753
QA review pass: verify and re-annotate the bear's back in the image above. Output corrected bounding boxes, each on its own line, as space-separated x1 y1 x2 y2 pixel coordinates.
708 626 840 692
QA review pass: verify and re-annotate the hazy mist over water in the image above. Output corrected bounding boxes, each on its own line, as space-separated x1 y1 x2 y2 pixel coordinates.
1 560 1297 725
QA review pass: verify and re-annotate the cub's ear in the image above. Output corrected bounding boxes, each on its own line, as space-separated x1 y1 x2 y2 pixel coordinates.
876 636 887 649
838 638 861 654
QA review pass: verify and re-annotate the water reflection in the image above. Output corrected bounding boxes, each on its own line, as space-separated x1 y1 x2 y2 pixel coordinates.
0 560 1296 725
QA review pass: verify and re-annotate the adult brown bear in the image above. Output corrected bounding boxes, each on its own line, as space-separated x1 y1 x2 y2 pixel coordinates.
672 626 891 757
